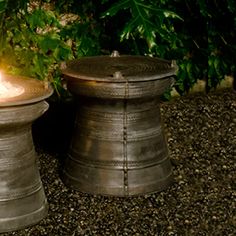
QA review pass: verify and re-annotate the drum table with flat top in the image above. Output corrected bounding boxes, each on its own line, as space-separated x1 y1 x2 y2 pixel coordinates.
0 75 53 232
62 51 178 196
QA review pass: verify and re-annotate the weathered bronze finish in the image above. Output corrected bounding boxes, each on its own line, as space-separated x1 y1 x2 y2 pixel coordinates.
0 74 52 106
0 75 53 232
62 52 177 196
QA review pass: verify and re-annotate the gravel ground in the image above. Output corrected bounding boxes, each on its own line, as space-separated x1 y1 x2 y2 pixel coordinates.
1 89 236 236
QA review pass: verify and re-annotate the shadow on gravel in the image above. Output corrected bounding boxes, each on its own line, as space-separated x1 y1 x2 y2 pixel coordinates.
32 98 76 155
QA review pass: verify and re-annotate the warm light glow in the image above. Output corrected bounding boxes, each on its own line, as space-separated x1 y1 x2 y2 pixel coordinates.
0 72 25 100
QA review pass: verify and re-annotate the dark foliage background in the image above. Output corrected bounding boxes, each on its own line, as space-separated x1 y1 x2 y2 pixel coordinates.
0 0 235 97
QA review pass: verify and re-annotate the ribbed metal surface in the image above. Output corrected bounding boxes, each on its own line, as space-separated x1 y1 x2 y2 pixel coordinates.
0 75 52 232
62 53 177 196
0 102 49 233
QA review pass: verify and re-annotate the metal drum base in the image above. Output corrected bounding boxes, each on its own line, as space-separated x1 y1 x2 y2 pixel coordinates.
0 102 49 233
62 97 173 196
0 198 48 233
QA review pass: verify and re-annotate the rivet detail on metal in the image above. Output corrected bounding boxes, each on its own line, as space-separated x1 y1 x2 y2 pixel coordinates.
123 79 129 195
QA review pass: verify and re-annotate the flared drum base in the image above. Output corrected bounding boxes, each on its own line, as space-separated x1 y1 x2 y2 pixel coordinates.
62 163 173 196
62 97 173 196
0 192 48 233
0 102 49 232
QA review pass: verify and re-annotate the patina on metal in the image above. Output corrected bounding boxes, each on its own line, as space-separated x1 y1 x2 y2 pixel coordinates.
62 51 177 196
0 74 53 233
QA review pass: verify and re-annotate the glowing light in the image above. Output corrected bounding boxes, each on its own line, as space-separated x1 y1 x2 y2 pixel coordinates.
0 72 25 99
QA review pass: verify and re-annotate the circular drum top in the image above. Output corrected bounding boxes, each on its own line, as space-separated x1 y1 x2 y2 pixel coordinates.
0 74 53 107
62 54 178 82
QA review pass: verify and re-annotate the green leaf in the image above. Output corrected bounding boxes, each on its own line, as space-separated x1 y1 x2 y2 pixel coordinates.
121 16 139 40
27 9 46 29
27 8 59 30
103 0 182 51
53 45 73 61
197 0 209 17
227 0 236 13
101 0 130 17
38 35 60 53
32 53 47 79
0 0 6 13
186 62 193 79
162 10 183 20
213 57 220 69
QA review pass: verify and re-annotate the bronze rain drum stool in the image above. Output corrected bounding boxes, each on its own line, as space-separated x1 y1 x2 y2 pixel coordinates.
62 52 177 196
0 75 53 232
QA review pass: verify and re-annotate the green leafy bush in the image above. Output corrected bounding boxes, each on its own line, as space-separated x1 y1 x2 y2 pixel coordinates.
101 0 235 94
0 0 235 97
0 0 101 96
207 0 236 90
